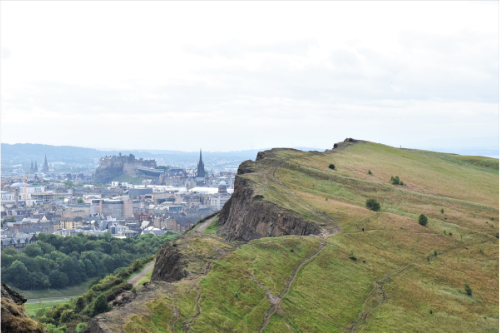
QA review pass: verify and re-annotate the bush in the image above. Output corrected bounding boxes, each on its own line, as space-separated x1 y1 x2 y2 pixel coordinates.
434 250 437 257
105 282 133 301
365 199 380 212
418 214 428 226
93 293 110 316
253 195 264 201
60 309 73 323
349 251 357 261
390 176 404 185
76 323 87 333
464 284 472 296
441 208 444 214
328 164 336 170
368 170 372 175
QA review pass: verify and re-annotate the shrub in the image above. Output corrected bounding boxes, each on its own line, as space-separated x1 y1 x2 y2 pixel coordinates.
75 297 86 312
418 214 428 226
390 176 404 185
441 208 444 214
434 250 437 257
365 199 381 212
253 195 264 201
60 309 73 323
131 287 136 294
464 284 472 296
349 251 357 261
93 293 110 316
328 163 336 170
368 170 372 175
76 323 87 333
105 282 133 301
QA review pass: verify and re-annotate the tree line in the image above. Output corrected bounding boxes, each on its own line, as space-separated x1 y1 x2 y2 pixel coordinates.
1 231 178 290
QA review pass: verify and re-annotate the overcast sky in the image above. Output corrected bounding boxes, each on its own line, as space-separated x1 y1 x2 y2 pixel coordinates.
1 2 498 153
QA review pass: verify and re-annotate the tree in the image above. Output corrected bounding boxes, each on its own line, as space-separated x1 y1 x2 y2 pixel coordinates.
77 198 84 204
418 214 428 226
328 164 336 170
8 260 30 289
365 198 381 212
93 293 110 315
23 244 43 257
49 271 69 289
391 176 403 185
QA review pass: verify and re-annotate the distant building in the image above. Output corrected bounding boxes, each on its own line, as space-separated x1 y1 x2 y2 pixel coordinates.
1 233 37 252
196 150 205 178
42 155 49 173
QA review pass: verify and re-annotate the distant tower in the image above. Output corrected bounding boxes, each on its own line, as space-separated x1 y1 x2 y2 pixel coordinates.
196 149 205 178
42 155 49 173
30 161 34 173
34 161 38 172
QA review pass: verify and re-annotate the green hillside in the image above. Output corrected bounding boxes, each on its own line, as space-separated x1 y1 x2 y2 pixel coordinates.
96 141 498 333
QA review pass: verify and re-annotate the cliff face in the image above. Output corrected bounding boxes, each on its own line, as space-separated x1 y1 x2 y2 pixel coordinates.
150 243 188 283
218 156 321 242
1 282 43 333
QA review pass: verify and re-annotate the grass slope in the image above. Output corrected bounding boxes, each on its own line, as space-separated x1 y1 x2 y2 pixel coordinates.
115 141 498 332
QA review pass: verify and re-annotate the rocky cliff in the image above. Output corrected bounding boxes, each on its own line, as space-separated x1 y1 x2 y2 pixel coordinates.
217 149 322 242
150 242 188 283
1 282 43 333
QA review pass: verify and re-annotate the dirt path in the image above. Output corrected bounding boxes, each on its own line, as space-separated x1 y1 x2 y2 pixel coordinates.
194 216 217 233
259 238 328 333
127 261 155 286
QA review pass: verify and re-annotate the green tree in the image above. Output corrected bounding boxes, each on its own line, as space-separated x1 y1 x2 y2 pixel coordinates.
60 309 73 323
8 260 30 289
77 198 84 204
328 164 335 170
365 198 381 212
23 244 43 257
418 214 428 226
93 293 110 315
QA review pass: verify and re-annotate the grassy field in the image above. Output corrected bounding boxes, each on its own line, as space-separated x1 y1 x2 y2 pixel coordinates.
105 141 497 332
112 172 145 185
25 300 68 318
12 280 93 300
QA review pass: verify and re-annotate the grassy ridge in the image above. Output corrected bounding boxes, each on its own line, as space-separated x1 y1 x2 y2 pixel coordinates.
118 142 498 332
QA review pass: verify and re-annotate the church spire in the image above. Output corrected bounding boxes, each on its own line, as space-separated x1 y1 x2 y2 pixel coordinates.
42 154 49 173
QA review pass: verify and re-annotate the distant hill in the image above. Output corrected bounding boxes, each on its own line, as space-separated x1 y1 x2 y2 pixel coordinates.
0 143 326 167
84 139 498 332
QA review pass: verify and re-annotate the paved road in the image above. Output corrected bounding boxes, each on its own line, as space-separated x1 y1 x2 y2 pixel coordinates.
26 297 74 304
128 261 156 286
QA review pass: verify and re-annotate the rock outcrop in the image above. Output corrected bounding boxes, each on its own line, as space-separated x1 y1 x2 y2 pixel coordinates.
218 153 321 242
93 153 156 184
150 243 188 283
1 282 43 333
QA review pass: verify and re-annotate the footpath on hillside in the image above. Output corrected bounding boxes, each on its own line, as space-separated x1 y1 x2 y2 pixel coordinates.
128 261 156 286
193 216 218 233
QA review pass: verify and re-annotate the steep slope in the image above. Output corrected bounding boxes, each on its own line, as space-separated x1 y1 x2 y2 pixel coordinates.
1 282 43 333
88 140 499 332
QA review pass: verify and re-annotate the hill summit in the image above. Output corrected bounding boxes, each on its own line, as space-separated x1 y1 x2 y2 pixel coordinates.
85 139 498 333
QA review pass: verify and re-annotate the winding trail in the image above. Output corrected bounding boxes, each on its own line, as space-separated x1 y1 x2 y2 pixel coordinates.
127 261 155 286
194 216 218 233
258 237 329 333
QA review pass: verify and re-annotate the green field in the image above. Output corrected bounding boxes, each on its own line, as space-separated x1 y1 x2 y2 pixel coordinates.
112 172 145 185
25 300 68 318
87 141 498 332
12 280 92 301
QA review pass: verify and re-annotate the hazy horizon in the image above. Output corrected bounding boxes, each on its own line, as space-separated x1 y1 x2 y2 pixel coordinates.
2 2 498 152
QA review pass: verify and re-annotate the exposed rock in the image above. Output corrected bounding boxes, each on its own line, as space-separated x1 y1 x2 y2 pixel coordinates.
218 159 321 242
344 138 356 143
150 243 189 283
81 315 110 333
333 143 338 148
1 282 43 333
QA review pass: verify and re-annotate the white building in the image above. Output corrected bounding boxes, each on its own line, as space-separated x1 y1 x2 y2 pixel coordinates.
209 195 231 210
